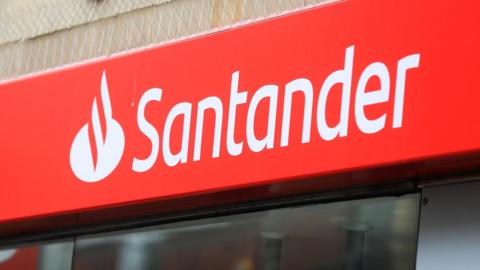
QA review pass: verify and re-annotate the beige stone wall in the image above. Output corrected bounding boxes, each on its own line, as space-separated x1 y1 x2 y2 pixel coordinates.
0 0 328 81
0 0 172 45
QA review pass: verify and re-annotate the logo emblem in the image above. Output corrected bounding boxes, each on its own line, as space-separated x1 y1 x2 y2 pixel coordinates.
70 71 125 183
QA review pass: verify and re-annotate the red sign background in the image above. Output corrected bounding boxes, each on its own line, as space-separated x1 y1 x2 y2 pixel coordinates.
0 0 479 222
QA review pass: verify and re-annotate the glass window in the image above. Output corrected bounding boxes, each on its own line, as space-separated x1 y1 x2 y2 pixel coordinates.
0 240 73 270
72 194 420 270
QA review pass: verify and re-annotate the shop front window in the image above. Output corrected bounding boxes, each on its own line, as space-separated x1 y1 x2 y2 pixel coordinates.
72 194 420 270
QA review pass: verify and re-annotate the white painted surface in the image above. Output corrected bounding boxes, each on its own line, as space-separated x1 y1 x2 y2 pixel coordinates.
417 181 480 270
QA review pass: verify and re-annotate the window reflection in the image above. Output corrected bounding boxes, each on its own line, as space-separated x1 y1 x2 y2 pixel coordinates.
73 194 420 270
0 248 38 270
0 240 73 270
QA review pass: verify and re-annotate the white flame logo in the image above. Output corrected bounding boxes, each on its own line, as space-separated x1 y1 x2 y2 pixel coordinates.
70 71 125 183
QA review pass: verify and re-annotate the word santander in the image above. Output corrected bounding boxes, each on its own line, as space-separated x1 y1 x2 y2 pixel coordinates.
133 45 420 172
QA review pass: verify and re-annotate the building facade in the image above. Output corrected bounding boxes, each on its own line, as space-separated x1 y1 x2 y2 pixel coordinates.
0 0 479 269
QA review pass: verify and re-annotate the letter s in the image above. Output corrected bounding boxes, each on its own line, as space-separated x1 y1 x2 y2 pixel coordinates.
132 88 162 172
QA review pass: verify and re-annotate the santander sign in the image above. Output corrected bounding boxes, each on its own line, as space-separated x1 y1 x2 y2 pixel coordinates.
2 0 479 222
70 46 420 183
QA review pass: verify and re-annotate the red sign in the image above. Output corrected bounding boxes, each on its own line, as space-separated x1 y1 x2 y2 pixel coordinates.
0 0 479 222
